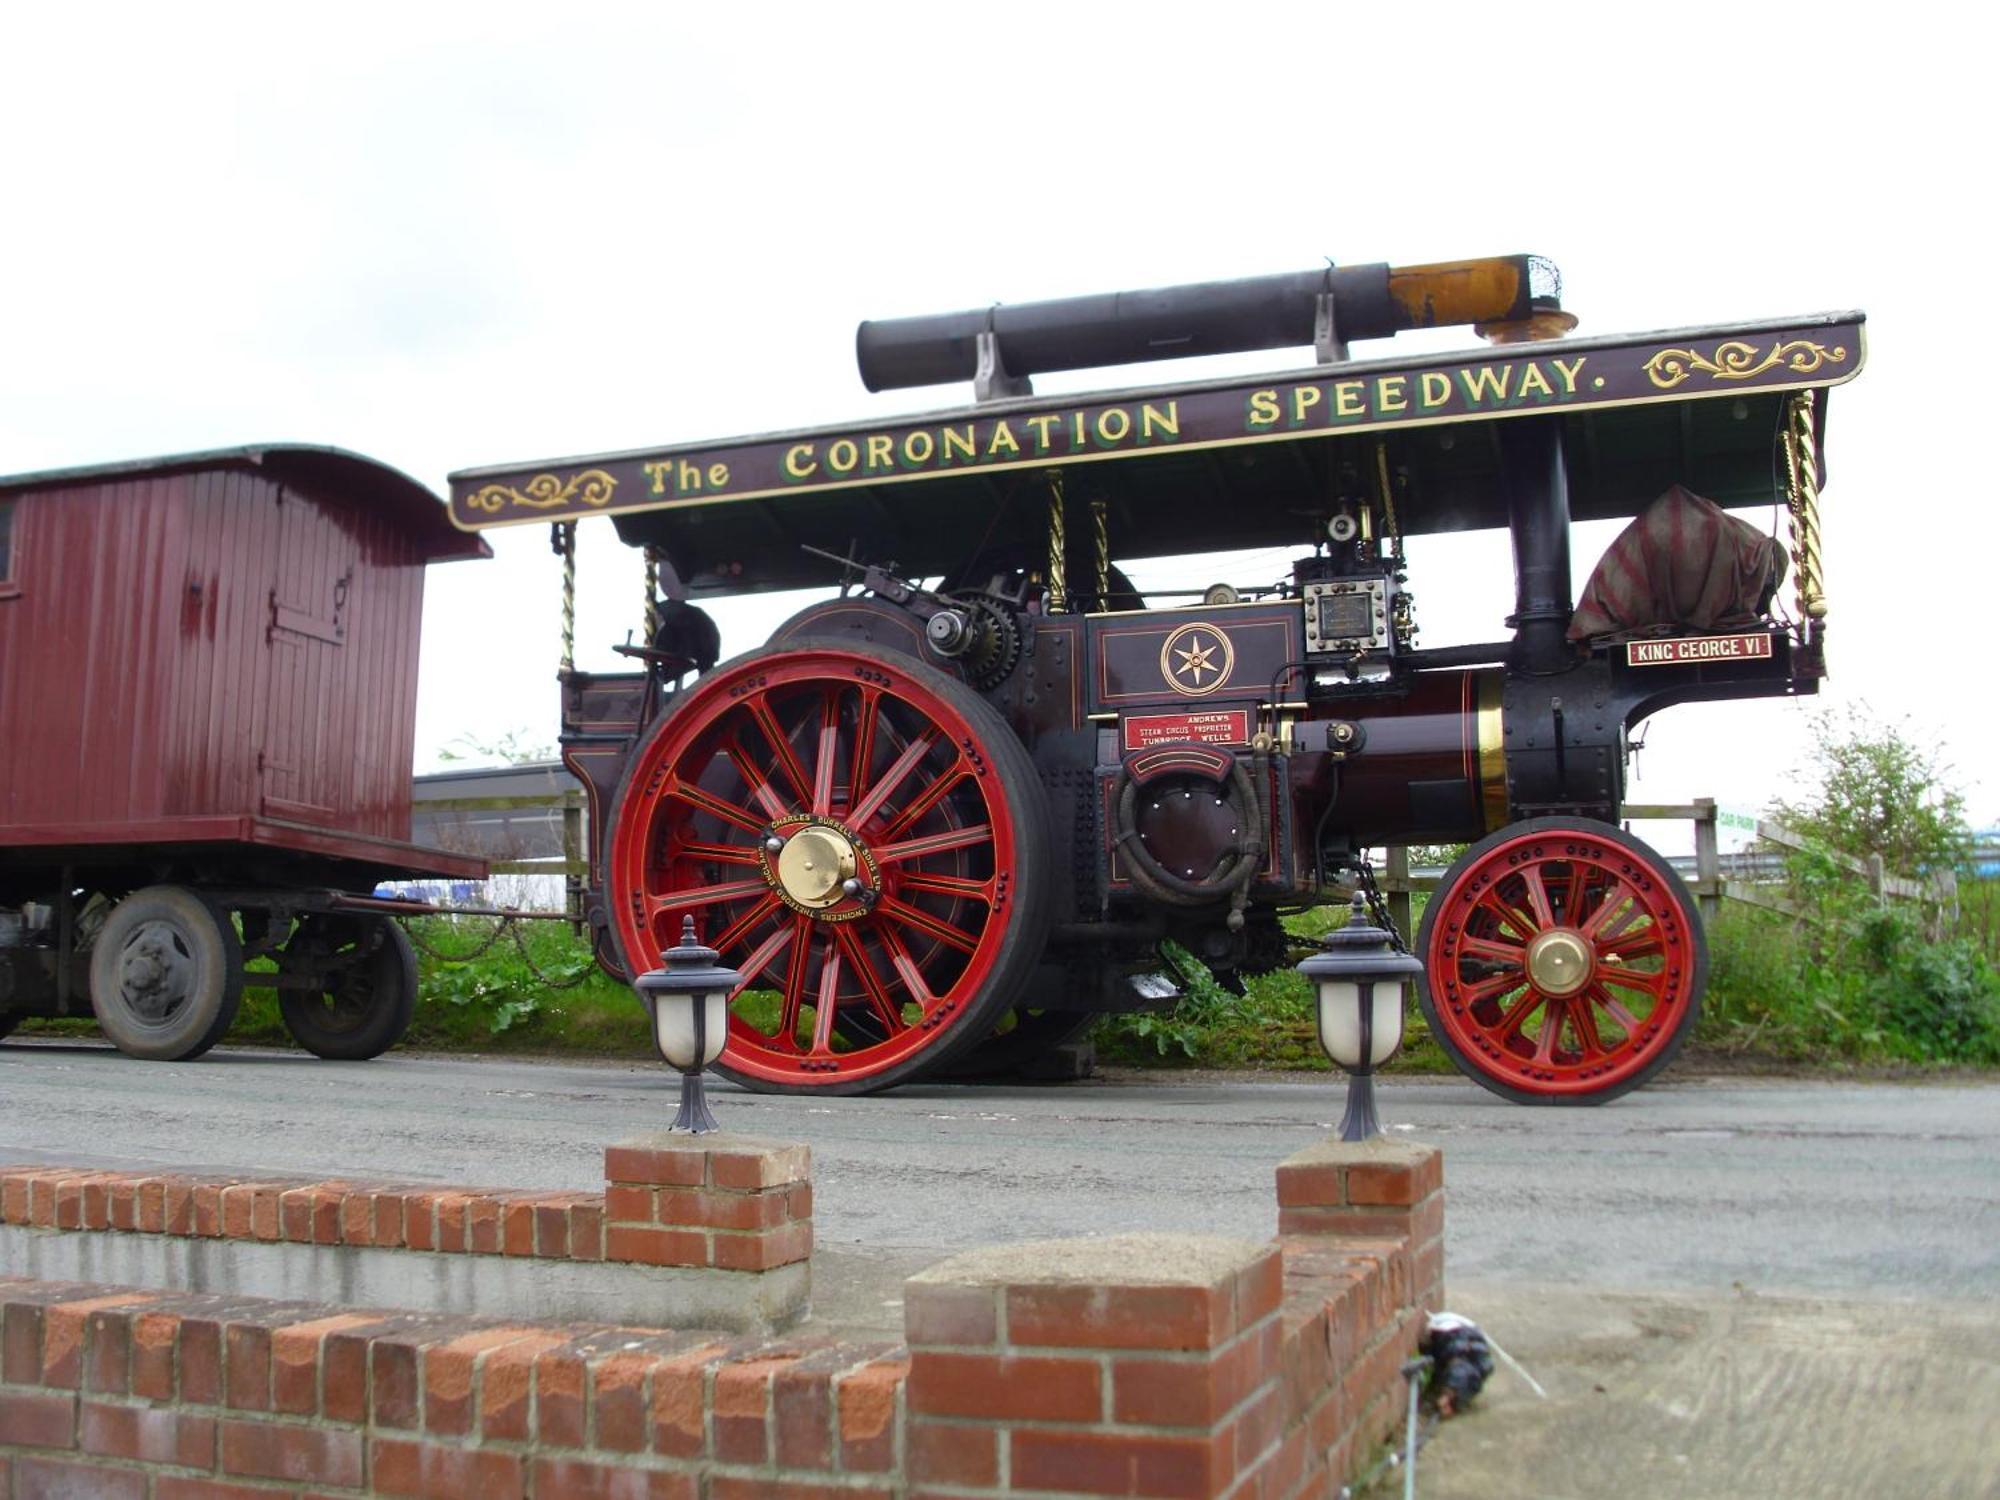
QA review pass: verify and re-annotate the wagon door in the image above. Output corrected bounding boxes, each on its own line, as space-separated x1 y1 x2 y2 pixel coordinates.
260 488 353 826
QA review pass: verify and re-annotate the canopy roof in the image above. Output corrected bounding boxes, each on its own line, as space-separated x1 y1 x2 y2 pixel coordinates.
448 312 1862 598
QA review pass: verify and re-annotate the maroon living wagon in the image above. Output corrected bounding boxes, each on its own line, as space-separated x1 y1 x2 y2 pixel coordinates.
0 446 488 1060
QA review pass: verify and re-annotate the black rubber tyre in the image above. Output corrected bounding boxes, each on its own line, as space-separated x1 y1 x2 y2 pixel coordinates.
278 914 418 1060
88 886 244 1061
1416 816 1708 1106
0 1011 19 1041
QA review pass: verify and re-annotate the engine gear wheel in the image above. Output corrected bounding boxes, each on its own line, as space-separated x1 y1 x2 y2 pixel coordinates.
945 594 1025 690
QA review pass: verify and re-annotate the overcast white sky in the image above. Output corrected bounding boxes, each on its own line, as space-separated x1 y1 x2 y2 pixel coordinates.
3 2 1988 845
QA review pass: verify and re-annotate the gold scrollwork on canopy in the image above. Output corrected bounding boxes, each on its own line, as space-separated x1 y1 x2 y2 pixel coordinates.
465 468 619 515
1642 339 1848 391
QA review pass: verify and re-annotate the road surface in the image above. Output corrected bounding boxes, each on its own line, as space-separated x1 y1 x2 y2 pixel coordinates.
3 1040 1993 1300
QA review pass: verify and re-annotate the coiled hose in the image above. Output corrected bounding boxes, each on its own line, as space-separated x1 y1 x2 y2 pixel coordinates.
1110 746 1269 930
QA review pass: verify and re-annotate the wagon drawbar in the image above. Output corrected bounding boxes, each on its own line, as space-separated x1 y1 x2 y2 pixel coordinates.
445 253 1861 1102
0 446 490 1060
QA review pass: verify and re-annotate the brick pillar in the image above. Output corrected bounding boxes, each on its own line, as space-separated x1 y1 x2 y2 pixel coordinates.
1275 1138 1445 1309
903 1232 1286 1499
601 1134 812 1273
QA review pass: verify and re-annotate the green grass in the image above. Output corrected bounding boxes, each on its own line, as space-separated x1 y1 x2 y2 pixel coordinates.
22 891 1999 1073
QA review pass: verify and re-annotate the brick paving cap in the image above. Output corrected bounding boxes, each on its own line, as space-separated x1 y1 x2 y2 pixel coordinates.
908 1232 1265 1287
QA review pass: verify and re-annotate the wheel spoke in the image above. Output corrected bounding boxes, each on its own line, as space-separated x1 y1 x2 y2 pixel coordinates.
724 740 794 822
1562 863 1590 924
895 872 996 905
1460 972 1528 1008
846 688 881 816
1459 934 1527 967
1589 984 1644 1034
1569 1000 1608 1058
645 878 771 916
679 839 763 868
877 894 979 955
1598 961 1666 993
877 925 937 1010
835 925 905 1035
1521 865 1556 929
668 779 766 836
847 730 940 831
874 765 972 844
811 691 842 816
710 893 782 954
774 917 815 1050
810 942 842 1055
1475 890 1542 941
1598 929 1664 961
1493 989 1542 1039
745 699 814 809
876 823 992 865
728 922 794 996
1532 1000 1562 1063
1583 883 1641 939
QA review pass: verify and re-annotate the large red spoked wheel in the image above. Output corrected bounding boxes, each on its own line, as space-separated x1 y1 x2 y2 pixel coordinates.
1417 817 1707 1105
607 639 1052 1094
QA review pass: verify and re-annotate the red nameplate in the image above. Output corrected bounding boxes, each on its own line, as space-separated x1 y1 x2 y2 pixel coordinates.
1122 708 1252 751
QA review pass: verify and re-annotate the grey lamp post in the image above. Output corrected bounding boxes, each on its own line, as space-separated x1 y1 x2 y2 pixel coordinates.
634 916 742 1135
1297 892 1426 1141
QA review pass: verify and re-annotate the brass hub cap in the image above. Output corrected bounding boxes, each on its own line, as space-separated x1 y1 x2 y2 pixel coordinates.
1525 929 1594 997
768 828 864 912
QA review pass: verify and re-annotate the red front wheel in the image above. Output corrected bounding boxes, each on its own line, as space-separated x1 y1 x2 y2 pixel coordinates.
1417 818 1707 1105
606 639 1052 1094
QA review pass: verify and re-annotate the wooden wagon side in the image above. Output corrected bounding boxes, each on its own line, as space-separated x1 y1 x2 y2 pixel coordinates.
0 446 489 1060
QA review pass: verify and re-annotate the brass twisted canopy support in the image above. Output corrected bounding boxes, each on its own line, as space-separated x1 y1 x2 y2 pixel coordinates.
1090 495 1109 607
552 521 578 671
1045 469 1068 614
1781 391 1829 622
643 546 662 643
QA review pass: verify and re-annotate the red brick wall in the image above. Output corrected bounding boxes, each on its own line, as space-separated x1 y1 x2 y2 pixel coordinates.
0 1132 812 1276
0 1139 1445 1497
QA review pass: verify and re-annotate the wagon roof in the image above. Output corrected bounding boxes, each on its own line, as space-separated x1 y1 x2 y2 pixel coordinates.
0 444 489 562
447 311 1862 599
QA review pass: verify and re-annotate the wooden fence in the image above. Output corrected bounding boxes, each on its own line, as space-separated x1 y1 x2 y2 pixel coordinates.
417 793 588 922
411 784 1959 937
1375 796 1960 936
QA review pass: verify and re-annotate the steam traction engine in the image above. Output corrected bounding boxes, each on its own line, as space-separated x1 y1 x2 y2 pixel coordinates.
448 256 1862 1102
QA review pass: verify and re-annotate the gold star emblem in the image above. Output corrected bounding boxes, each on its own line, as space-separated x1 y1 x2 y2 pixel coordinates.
1158 621 1235 697
1173 636 1219 685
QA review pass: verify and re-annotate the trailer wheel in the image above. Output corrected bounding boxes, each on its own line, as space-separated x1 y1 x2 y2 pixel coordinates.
1416 817 1707 1105
607 638 1053 1094
88 886 244 1061
277 914 418 1061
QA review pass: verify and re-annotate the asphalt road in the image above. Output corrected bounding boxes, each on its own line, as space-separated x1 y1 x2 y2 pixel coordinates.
3 1039 1994 1302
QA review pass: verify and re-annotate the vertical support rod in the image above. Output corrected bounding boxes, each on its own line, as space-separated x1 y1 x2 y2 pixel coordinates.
562 793 585 938
552 522 579 672
1385 846 1413 945
1045 470 1068 614
642 546 662 644
1497 416 1574 675
1090 495 1109 609
1692 796 1721 924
